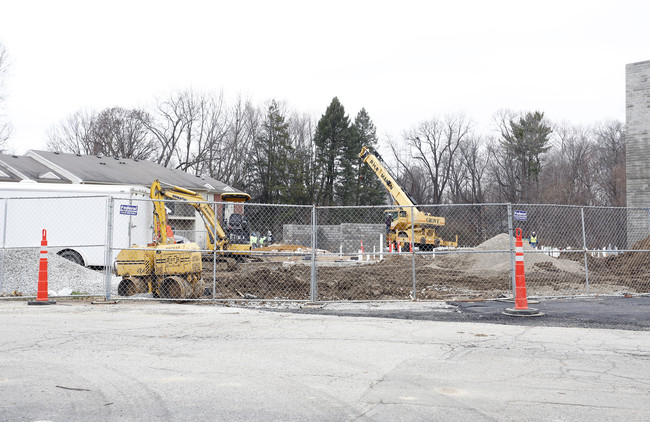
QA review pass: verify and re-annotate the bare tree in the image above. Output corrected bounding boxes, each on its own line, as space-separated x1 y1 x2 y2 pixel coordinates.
208 95 260 189
593 120 626 206
47 108 156 160
541 123 594 205
401 114 472 204
47 109 96 154
173 90 230 174
193 91 229 177
91 107 157 160
143 89 245 178
387 138 433 204
449 134 490 204
142 91 190 169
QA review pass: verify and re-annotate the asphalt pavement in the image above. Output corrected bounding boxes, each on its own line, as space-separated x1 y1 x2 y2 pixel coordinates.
284 296 650 331
1 297 649 421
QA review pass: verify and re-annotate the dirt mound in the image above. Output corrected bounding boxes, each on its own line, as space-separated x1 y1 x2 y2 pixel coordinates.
434 233 583 275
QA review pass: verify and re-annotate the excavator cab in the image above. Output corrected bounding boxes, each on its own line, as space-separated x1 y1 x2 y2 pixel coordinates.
226 213 250 245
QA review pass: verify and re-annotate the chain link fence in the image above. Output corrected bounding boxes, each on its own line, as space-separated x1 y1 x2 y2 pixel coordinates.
1 194 649 302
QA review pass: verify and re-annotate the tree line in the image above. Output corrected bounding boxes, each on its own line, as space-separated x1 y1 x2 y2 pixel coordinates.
45 89 625 208
0 41 629 208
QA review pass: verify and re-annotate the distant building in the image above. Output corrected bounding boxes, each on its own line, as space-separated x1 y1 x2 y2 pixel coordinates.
0 150 246 244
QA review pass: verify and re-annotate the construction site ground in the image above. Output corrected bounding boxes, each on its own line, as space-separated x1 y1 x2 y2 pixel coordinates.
204 233 650 301
2 233 648 301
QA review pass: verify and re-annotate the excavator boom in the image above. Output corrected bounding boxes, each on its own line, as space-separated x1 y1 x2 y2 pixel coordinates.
151 180 251 253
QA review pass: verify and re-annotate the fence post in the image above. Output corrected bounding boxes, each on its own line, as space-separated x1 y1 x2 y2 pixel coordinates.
104 196 115 300
411 204 416 300
310 205 318 302
581 207 590 294
0 198 7 293
212 204 218 300
507 204 516 297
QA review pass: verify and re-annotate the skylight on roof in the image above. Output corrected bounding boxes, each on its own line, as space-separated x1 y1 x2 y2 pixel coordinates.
39 171 61 180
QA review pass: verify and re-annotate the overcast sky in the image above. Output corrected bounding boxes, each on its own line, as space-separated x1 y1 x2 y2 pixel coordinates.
1 0 648 154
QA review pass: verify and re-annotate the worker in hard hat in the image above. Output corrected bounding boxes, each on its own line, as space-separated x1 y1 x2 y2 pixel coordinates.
529 231 538 249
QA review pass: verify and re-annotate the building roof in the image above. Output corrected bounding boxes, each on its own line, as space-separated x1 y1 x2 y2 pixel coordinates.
0 150 244 196
0 154 73 183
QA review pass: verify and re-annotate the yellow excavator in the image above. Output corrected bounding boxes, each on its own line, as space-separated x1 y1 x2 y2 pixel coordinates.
115 180 251 299
359 146 458 251
149 180 251 254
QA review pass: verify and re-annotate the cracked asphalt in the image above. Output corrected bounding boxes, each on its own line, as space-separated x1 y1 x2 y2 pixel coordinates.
1 298 649 421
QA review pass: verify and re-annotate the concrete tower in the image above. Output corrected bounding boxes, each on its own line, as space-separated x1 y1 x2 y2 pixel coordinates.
626 60 650 246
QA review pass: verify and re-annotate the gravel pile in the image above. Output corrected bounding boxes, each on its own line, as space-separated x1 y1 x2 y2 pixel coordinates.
435 233 584 275
0 249 120 297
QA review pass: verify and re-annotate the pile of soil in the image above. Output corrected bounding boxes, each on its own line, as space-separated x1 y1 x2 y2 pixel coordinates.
572 237 650 292
433 233 584 276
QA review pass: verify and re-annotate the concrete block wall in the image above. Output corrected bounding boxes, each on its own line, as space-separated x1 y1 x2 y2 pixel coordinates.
283 223 385 253
626 60 650 246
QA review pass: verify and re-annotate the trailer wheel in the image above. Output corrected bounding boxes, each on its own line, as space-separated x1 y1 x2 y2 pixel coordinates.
57 250 85 266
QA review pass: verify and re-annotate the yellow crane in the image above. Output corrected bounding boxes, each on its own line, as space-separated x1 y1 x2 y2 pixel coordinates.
359 146 458 251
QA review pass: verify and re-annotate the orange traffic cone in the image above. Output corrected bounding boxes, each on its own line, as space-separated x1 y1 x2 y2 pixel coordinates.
360 239 364 253
504 228 541 317
28 230 56 306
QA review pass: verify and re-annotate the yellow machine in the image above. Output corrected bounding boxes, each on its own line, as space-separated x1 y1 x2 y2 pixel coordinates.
116 180 252 299
359 146 458 251
116 180 205 299
148 180 252 255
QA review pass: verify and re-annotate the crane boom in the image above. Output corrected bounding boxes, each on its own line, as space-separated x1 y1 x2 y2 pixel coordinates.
359 146 417 208
359 146 457 250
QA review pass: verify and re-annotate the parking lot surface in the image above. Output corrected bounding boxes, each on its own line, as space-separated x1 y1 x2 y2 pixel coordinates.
1 298 649 421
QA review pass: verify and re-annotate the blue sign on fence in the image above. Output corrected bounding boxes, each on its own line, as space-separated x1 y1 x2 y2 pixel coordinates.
120 204 138 216
514 210 527 221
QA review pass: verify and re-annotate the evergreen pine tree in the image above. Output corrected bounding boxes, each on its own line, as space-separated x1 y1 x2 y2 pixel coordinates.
500 111 552 202
314 97 350 206
351 109 387 205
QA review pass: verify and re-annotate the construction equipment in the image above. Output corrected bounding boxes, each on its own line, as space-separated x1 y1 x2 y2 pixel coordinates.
115 180 252 299
149 180 252 271
359 146 458 251
115 180 205 299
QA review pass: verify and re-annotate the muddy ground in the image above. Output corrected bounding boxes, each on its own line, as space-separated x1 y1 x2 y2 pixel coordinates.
200 233 650 301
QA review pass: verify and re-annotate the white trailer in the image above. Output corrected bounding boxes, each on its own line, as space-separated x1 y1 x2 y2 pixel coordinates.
0 182 153 267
